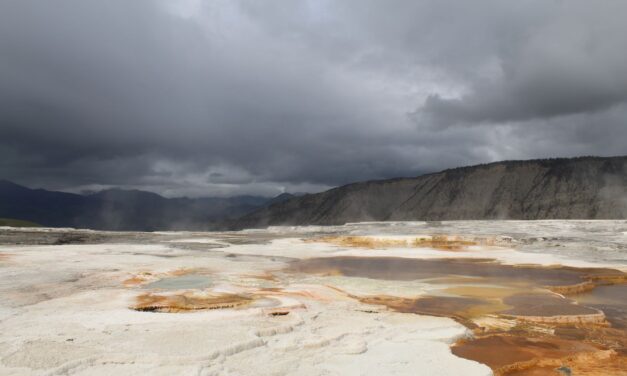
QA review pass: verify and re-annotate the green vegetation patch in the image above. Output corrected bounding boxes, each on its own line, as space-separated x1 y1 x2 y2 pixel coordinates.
0 218 41 227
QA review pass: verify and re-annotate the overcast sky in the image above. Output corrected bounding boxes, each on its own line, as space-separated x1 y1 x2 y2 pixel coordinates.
1 0 626 197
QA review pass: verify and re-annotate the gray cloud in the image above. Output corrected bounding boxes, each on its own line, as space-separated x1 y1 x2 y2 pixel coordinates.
0 0 625 197
421 2 627 126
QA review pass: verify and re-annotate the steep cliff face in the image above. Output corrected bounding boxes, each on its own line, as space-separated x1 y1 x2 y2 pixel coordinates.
233 156 627 228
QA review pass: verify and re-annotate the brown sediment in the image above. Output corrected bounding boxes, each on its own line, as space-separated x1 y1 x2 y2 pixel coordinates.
424 275 487 284
122 271 156 286
289 256 627 374
501 293 607 324
554 325 627 350
132 292 253 313
357 291 608 328
551 352 627 376
358 294 502 328
448 288 626 374
310 235 482 251
168 267 209 276
123 275 150 286
453 334 626 376
241 272 279 282
588 274 627 285
547 281 597 295
289 257 625 329
505 312 607 326
572 284 627 329
444 285 528 300
289 257 626 293
452 291 627 375
452 334 599 373
0 253 11 262
258 286 336 302
548 274 627 295
269 311 289 316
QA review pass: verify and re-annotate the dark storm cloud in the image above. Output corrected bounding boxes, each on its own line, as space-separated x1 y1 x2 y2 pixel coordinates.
0 0 625 196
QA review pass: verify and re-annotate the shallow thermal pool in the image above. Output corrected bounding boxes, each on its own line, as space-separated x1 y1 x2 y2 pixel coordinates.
143 274 213 290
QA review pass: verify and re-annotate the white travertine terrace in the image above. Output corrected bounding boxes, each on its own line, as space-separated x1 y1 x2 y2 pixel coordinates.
0 220 625 375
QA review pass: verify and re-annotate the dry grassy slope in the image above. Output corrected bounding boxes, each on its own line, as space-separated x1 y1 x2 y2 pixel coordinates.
233 156 627 228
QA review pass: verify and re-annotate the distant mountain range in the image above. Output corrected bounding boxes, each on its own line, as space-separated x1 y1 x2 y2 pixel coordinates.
3 156 625 231
231 156 627 229
0 180 294 231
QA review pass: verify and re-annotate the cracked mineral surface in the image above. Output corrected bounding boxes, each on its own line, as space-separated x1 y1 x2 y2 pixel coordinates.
0 220 625 375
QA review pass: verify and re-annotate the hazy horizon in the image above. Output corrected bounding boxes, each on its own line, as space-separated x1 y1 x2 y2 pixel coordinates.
3 154 625 199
